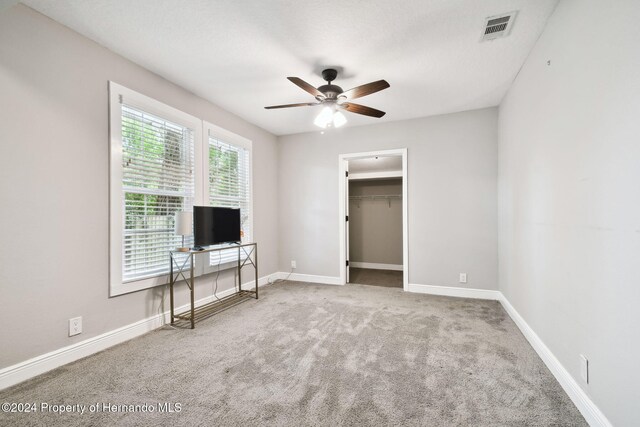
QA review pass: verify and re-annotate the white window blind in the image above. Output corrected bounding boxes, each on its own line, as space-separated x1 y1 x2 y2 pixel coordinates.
207 134 250 266
121 105 195 282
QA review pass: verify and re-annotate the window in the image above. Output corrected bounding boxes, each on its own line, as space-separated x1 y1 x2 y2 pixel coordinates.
121 105 195 282
204 124 252 270
110 82 203 296
109 83 253 296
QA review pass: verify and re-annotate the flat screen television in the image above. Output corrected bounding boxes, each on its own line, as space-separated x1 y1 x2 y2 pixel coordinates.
193 206 241 248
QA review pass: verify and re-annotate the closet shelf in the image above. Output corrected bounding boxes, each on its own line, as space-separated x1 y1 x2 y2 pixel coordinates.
349 195 402 200
349 194 402 208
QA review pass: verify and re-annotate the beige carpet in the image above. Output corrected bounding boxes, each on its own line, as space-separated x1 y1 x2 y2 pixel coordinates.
349 267 403 288
0 282 586 426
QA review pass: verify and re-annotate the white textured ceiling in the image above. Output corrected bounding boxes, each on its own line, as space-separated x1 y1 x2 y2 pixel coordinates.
22 0 558 136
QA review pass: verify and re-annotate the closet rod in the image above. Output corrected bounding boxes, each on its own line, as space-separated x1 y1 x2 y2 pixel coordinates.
349 194 401 208
349 195 402 199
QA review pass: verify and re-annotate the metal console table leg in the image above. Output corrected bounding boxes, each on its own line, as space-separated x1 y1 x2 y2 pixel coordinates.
169 243 258 329
170 253 175 325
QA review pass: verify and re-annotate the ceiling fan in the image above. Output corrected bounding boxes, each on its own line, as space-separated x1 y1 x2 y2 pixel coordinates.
265 69 390 128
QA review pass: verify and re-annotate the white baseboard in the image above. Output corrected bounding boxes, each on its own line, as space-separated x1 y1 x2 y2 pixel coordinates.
0 312 165 392
408 283 500 300
240 275 271 290
350 262 403 271
498 295 611 427
271 271 343 285
0 275 271 391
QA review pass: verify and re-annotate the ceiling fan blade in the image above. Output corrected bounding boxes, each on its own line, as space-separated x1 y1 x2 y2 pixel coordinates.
341 80 390 100
264 102 319 109
341 102 386 118
287 77 325 99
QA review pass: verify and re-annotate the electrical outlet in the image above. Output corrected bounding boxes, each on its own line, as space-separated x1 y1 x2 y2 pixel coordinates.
69 317 82 336
291 260 297 269
580 354 589 384
459 273 467 284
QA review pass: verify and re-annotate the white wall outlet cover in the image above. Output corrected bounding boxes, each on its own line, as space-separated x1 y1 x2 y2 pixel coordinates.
580 354 589 384
291 260 296 269
459 273 468 283
69 317 82 337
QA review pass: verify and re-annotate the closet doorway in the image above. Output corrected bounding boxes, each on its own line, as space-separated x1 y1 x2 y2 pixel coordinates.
338 149 408 290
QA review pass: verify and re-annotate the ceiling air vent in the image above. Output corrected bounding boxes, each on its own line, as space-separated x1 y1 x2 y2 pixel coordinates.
481 11 517 41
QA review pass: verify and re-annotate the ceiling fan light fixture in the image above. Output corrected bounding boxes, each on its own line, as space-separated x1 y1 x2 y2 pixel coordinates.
333 111 347 128
314 106 334 128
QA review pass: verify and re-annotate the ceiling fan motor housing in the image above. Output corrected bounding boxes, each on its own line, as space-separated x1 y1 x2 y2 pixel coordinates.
318 69 343 100
317 84 343 100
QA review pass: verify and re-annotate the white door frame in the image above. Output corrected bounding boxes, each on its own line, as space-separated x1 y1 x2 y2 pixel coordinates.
345 160 350 283
338 148 408 291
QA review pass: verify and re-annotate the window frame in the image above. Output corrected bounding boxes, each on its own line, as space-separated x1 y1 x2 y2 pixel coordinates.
109 82 204 296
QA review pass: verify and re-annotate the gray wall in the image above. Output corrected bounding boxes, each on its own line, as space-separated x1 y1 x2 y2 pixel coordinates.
0 5 279 369
498 0 640 424
349 179 402 265
278 108 498 289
